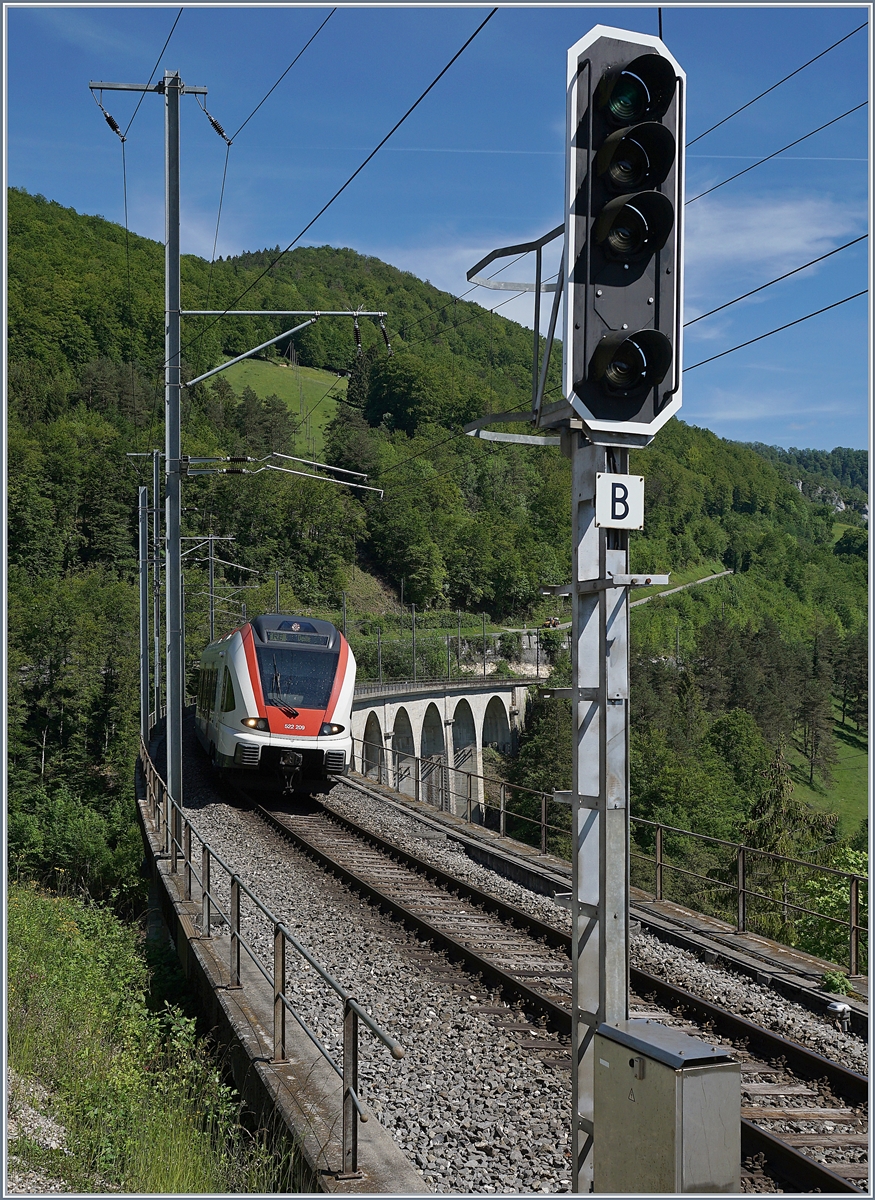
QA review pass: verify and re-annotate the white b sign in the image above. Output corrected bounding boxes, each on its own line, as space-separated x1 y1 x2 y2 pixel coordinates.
595 473 645 529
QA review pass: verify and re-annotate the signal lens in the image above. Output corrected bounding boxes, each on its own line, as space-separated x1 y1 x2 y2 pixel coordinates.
604 341 648 390
608 72 649 123
596 123 675 192
594 192 674 261
599 55 677 126
589 330 673 398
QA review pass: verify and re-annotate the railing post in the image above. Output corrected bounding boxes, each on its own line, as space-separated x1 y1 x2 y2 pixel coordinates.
500 783 506 837
467 772 472 824
273 924 287 1063
655 825 664 901
541 793 547 855
184 822 192 900
737 847 746 932
415 755 421 804
229 875 242 987
849 876 860 977
163 786 170 854
201 844 212 938
170 798 178 873
342 998 361 1177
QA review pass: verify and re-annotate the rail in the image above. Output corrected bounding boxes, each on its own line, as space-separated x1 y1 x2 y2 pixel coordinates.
138 735 404 1177
352 737 867 976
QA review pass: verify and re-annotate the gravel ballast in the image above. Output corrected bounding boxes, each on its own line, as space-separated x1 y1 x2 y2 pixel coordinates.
172 733 867 1194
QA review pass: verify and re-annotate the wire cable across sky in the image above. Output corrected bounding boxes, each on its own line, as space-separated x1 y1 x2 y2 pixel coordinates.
181 7 499 364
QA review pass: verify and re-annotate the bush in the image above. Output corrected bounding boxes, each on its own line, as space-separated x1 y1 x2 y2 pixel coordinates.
7 885 297 1193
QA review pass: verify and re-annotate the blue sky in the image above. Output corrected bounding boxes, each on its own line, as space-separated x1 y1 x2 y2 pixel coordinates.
5 4 872 450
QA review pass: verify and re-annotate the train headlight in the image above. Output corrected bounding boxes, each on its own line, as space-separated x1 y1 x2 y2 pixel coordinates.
241 717 269 731
321 723 345 735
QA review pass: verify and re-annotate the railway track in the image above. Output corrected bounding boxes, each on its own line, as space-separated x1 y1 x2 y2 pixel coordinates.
246 791 867 1193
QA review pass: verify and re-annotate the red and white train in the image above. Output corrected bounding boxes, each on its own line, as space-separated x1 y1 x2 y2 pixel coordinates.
195 613 355 791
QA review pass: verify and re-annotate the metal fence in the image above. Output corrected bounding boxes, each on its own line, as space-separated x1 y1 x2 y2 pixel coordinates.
351 737 867 976
138 737 404 1176
353 736 572 857
353 676 521 698
629 818 868 977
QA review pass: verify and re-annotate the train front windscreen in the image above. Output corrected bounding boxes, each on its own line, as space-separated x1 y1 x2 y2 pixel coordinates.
257 646 339 710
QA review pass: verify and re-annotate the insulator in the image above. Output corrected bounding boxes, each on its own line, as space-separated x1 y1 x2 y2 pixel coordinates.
353 317 362 356
209 114 228 139
102 110 124 139
226 456 254 463
379 317 393 357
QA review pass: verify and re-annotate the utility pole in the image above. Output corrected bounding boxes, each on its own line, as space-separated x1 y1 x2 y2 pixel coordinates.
482 614 487 677
209 536 215 642
275 569 281 614
138 487 150 744
126 448 163 727
152 449 162 722
164 69 186 821
377 626 382 685
411 603 417 684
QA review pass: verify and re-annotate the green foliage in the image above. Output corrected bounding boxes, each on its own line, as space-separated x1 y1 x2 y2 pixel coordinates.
7 885 298 1192
820 971 853 995
796 847 868 970
499 631 523 662
834 526 868 559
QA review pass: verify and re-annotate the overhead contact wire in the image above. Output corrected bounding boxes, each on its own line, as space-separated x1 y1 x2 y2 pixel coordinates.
180 7 499 363
685 291 867 371
684 235 867 326
686 101 867 204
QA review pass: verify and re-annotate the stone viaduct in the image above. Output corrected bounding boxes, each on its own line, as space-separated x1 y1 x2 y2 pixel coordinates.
349 678 529 811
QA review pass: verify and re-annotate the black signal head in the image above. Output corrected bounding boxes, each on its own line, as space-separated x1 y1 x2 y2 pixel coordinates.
587 328 673 399
593 191 674 262
597 53 677 126
595 122 675 192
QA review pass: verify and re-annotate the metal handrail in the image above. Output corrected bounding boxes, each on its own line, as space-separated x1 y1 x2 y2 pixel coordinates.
350 735 867 975
138 739 403 1173
632 815 868 882
354 737 576 849
354 676 522 697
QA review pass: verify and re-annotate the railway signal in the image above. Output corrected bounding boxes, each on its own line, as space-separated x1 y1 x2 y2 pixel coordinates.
564 26 685 445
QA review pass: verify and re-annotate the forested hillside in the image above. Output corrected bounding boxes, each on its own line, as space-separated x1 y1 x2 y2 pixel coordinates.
745 442 868 520
6 186 868 909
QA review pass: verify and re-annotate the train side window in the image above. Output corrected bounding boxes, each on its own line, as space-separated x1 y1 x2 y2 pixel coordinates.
221 668 236 712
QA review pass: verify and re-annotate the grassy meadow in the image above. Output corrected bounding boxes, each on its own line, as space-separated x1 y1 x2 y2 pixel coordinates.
222 356 347 459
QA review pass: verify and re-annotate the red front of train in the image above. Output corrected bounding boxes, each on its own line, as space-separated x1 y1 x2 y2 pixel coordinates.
195 613 355 789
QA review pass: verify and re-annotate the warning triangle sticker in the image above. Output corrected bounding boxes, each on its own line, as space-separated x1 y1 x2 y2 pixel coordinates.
628 1088 636 1102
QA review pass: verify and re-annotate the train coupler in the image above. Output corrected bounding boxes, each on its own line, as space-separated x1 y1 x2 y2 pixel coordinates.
278 751 303 794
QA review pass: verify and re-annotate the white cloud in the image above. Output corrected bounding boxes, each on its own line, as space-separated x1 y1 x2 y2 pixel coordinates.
688 385 859 424
684 194 865 300
28 8 141 57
